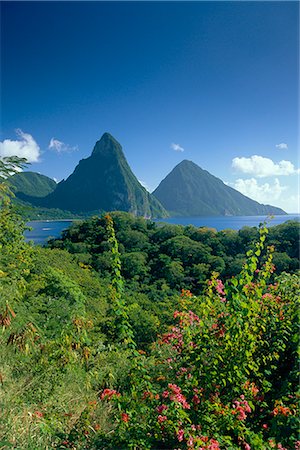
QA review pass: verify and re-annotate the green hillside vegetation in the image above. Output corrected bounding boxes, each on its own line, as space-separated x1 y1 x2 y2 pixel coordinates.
49 212 299 296
153 160 286 216
12 202 92 221
8 171 57 197
0 156 299 449
27 133 168 218
7 172 79 220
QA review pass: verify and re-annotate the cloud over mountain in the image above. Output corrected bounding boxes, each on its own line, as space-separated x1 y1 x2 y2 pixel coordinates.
232 155 299 177
232 177 287 203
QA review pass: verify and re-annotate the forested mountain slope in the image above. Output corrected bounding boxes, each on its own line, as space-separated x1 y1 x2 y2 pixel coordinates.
8 171 56 198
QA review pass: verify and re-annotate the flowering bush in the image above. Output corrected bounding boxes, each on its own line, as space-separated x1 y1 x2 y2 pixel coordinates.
92 225 299 449
1 205 298 449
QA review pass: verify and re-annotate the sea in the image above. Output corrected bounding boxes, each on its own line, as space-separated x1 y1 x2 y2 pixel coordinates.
25 214 300 245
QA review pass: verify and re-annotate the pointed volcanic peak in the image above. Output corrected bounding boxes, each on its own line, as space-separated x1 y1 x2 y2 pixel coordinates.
153 160 286 216
34 133 167 218
7 171 57 198
91 132 123 157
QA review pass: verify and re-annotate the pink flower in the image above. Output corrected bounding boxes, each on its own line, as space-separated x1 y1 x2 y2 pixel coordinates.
232 398 251 420
177 429 184 442
262 293 273 300
244 443 251 450
188 310 200 324
187 436 194 447
157 404 168 413
158 415 167 423
208 439 221 450
170 392 190 409
168 383 181 394
236 408 247 420
216 279 225 296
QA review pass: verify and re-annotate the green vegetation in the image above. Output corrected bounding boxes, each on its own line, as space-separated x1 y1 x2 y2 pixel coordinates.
12 202 91 221
153 160 286 216
49 213 299 297
8 171 57 198
0 156 298 449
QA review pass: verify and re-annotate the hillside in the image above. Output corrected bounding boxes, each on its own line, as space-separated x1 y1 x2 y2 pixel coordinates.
153 160 286 216
8 171 57 198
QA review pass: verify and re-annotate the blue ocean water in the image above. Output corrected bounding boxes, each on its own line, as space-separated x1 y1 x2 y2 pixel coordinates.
155 214 300 230
25 214 299 245
25 220 74 245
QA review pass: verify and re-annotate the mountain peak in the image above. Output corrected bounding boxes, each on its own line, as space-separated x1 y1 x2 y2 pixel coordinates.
31 134 167 218
153 160 286 217
176 160 201 169
92 132 122 156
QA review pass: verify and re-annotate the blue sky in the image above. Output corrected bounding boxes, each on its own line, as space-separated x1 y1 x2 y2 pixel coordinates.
1 1 299 212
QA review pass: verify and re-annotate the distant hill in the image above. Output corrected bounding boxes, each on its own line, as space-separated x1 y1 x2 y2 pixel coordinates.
153 160 286 216
8 171 56 198
27 133 168 218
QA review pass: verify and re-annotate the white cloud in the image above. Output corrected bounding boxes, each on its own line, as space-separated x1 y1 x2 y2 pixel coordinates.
53 177 58 183
232 155 299 178
276 143 288 150
279 194 300 214
0 129 40 163
232 177 287 204
49 138 78 153
171 142 184 152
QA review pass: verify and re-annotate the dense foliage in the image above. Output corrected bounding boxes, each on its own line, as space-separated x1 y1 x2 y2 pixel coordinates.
49 213 299 296
0 158 299 449
8 171 57 198
12 202 90 221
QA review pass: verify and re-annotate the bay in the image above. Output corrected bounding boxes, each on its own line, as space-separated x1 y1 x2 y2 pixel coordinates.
25 220 75 245
25 214 299 245
156 214 300 230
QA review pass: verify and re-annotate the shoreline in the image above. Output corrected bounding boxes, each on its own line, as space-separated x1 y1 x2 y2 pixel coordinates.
26 213 300 224
26 218 82 223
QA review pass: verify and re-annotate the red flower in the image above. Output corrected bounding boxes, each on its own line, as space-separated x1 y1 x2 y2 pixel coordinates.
121 412 129 423
100 388 120 400
157 404 168 413
157 415 167 423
